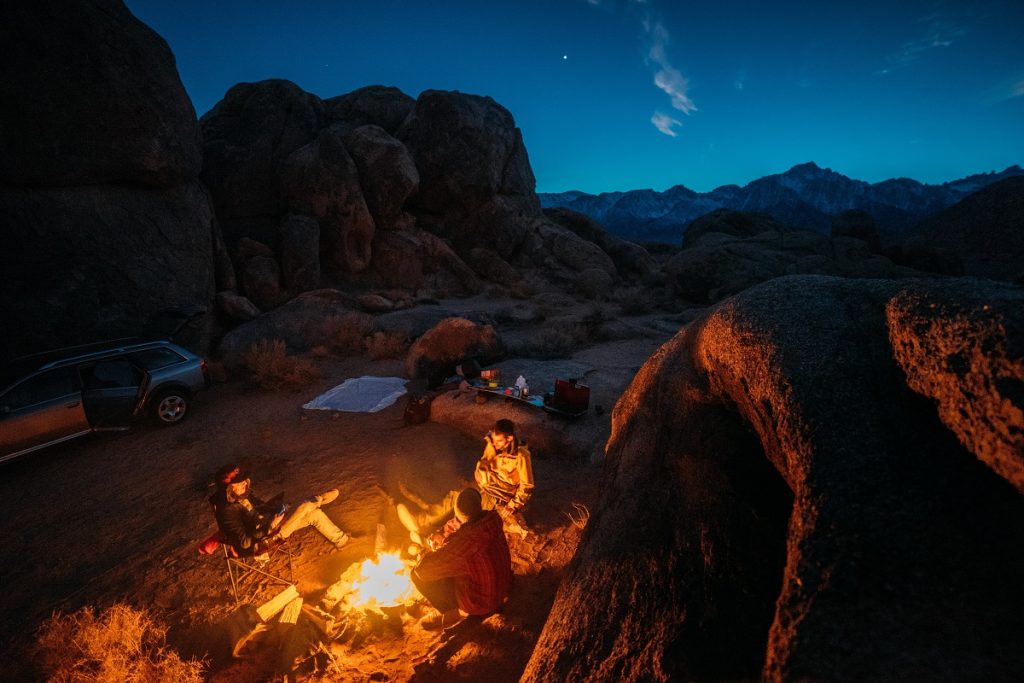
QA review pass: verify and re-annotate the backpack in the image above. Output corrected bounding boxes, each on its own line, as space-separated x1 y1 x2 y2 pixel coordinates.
403 393 433 425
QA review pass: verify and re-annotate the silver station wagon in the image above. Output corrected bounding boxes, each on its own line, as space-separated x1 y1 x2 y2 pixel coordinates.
0 339 211 463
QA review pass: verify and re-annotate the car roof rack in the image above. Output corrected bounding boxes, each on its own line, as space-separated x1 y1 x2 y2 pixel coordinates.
1 337 173 388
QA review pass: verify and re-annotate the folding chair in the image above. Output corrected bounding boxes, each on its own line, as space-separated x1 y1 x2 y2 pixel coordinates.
198 531 295 603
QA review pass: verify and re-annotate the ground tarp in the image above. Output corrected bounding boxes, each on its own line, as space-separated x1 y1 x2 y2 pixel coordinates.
302 376 408 413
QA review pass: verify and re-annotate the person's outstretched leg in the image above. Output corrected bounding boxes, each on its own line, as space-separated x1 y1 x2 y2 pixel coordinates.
278 499 349 548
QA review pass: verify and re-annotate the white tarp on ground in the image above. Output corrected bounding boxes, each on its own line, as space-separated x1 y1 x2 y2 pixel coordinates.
302 376 408 413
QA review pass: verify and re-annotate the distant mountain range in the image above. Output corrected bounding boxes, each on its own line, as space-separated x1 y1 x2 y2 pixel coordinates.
538 162 1024 245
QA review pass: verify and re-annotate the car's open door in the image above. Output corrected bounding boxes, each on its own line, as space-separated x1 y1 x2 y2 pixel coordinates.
81 359 145 430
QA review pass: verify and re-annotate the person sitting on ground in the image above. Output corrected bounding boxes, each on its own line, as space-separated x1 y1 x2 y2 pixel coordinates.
396 418 534 543
475 418 534 522
411 488 512 631
209 464 350 556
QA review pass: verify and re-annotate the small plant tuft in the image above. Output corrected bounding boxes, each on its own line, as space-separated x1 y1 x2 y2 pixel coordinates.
35 603 204 683
244 339 319 390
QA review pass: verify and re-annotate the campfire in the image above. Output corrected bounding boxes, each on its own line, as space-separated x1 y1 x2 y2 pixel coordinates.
347 552 416 610
301 549 422 648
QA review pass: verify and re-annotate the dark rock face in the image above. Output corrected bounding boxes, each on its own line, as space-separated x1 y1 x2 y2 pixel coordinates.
907 176 1024 283
398 90 539 255
217 289 357 366
831 208 881 251
200 79 324 244
0 1 215 361
324 85 415 135
682 208 781 247
343 125 419 232
0 1 201 188
369 229 481 296
278 214 320 295
0 183 215 359
280 126 374 272
544 207 655 279
664 211 920 304
524 275 1024 682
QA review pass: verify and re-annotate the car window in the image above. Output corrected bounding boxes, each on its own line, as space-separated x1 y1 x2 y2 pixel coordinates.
81 359 142 389
1 367 80 411
128 347 185 371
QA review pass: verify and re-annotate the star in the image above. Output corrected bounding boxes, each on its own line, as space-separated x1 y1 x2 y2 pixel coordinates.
562 54 568 60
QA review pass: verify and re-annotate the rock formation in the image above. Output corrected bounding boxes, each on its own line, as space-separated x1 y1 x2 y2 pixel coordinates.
200 80 625 310
664 209 921 304
0 0 216 362
523 275 1024 682
905 175 1024 283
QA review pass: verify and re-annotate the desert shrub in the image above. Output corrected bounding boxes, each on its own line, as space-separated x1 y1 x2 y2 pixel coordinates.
366 330 410 360
322 312 375 355
244 339 319 390
35 603 204 683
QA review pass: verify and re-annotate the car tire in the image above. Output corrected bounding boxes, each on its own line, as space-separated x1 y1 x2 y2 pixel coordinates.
152 389 189 425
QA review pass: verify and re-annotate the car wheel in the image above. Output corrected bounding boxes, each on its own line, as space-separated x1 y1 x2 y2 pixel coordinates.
152 390 189 425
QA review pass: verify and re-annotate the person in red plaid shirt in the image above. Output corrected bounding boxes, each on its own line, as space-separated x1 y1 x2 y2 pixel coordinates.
411 488 512 630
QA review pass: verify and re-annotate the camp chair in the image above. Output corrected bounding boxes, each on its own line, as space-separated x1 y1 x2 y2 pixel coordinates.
198 531 294 603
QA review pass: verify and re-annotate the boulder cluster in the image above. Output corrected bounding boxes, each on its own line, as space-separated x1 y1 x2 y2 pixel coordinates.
524 275 1024 682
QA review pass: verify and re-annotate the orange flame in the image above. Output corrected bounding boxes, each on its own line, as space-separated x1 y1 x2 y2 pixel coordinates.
347 552 416 609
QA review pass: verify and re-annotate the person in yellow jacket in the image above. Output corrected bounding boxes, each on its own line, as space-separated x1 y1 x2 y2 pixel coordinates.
475 418 534 518
397 419 534 542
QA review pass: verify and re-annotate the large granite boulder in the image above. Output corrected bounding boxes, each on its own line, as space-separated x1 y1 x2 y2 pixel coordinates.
524 275 1024 682
343 125 419 232
682 208 781 248
280 125 375 272
0 182 215 360
544 207 656 280
398 90 540 255
217 289 358 366
831 208 881 252
664 220 920 304
0 1 215 362
278 214 320 295
404 317 503 383
906 176 1024 283
369 229 482 297
324 85 415 135
1 0 201 188
200 79 325 245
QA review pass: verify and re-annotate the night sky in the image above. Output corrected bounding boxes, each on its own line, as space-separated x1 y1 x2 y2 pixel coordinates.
125 0 1024 194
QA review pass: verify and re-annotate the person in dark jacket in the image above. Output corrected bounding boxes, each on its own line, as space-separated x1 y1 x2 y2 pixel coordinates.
411 488 512 630
209 464 350 556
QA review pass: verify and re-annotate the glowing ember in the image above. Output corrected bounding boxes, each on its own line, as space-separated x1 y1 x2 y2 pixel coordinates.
347 552 415 608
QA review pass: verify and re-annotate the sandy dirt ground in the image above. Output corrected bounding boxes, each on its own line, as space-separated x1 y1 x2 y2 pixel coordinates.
0 320 673 681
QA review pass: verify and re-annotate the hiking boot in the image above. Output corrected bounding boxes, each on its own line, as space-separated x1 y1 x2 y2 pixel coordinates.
421 608 466 631
332 532 350 550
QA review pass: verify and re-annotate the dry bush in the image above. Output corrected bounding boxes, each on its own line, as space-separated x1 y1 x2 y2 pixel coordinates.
35 603 204 683
322 312 375 355
366 330 409 360
244 339 319 390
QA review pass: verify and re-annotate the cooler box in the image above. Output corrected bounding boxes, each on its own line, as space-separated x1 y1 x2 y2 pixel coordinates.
553 378 590 414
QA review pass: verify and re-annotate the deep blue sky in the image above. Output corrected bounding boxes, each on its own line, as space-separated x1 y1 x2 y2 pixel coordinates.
126 0 1024 194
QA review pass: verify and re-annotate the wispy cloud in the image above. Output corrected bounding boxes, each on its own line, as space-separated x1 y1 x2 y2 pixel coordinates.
645 20 697 115
586 1 696 136
651 111 682 137
980 73 1024 104
883 10 968 71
